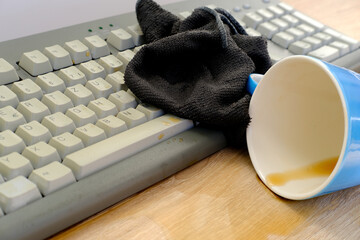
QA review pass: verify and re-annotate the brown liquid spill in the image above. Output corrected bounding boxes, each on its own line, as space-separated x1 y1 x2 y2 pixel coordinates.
266 156 338 186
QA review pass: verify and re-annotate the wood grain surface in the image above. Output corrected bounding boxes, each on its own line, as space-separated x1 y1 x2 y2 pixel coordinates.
52 0 360 239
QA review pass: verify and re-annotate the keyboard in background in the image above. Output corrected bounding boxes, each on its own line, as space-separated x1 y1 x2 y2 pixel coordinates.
0 0 359 239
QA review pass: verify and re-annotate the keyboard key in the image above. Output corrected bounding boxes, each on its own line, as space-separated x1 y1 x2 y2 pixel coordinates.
323 28 360 51
29 161 76 196
242 12 263 29
19 50 53 76
245 28 262 37
41 112 76 136
136 103 164 120
49 132 84 159
116 49 135 70
285 27 305 40
133 45 145 54
289 41 312 54
15 121 52 146
117 108 147 128
107 28 135 51
22 141 61 168
0 106 26 132
0 174 4 184
267 5 285 16
0 152 33 180
292 11 325 31
11 78 43 101
43 45 72 70
0 130 26 156
78 60 106 80
98 55 123 74
83 35 110 59
95 115 127 137
108 90 137 111
64 84 95 106
330 41 350 56
73 123 106 147
35 72 66 93
63 114 193 180
42 91 74 114
63 40 91 64
0 86 19 108
85 78 113 99
65 105 98 127
58 66 87 87
127 24 145 46
0 58 19 85
308 45 340 62
17 98 51 122
297 24 315 36
277 2 294 13
313 32 332 44
178 11 192 19
105 71 126 92
281 14 299 27
270 18 289 31
0 176 41 214
257 9 274 20
256 22 279 39
87 98 118 118
272 32 295 48
302 36 322 50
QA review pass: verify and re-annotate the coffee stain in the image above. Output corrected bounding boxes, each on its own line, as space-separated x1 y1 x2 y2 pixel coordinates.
168 117 180 123
266 156 338 186
158 133 164 140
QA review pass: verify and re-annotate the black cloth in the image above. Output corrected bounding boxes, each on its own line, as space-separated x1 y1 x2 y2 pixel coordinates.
124 0 272 147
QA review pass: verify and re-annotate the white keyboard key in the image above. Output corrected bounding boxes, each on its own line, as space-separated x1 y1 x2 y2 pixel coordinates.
63 40 91 64
105 71 126 92
15 121 52 146
313 32 333 44
292 11 325 31
49 132 84 159
85 78 113 99
17 98 51 122
42 112 76 136
127 24 145 46
63 114 193 180
107 28 135 51
0 152 33 180
96 115 127 137
64 84 95 106
117 108 147 128
272 32 295 48
0 58 19 85
0 106 26 132
308 45 340 62
22 141 61 168
87 98 118 118
277 2 294 13
78 60 106 80
136 103 164 120
270 18 289 31
19 50 53 76
11 78 43 101
289 41 312 54
330 41 350 56
73 123 106 147
323 28 360 51
29 161 76 196
116 49 135 70
256 22 279 39
0 176 41 214
281 14 299 27
0 86 19 108
178 11 192 19
297 24 315 36
65 104 97 127
108 90 137 111
133 45 145 54
35 72 66 93
43 45 72 70
245 28 261 37
302 36 322 50
0 174 4 184
58 66 87 87
242 12 263 29
257 9 274 20
285 27 305 40
83 35 110 59
42 91 74 114
267 6 285 16
0 130 26 156
98 55 123 74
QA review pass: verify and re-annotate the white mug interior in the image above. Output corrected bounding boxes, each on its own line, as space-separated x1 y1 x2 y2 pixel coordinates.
246 56 347 200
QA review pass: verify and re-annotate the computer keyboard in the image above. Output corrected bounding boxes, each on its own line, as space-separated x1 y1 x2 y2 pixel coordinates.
0 0 359 239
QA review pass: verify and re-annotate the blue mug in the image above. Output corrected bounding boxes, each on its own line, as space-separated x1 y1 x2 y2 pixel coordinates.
246 55 360 200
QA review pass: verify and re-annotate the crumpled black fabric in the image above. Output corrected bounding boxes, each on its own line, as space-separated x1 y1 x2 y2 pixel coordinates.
124 0 272 147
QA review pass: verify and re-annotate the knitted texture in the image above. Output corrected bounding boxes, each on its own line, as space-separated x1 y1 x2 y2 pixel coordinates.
125 0 272 147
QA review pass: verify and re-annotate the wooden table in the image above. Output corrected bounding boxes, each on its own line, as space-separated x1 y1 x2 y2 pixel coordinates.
53 0 360 239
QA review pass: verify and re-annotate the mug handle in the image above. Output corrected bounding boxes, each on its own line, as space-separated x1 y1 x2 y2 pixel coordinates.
247 73 263 95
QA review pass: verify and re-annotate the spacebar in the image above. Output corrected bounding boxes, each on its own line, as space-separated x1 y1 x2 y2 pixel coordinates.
63 114 193 180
